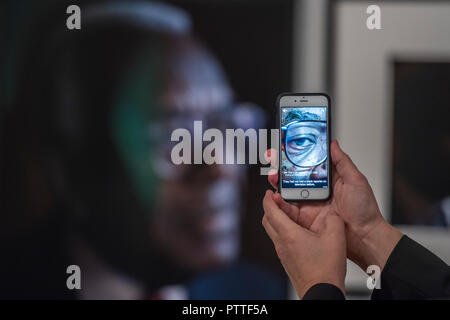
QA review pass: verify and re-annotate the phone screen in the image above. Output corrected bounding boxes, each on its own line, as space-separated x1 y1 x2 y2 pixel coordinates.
280 106 328 188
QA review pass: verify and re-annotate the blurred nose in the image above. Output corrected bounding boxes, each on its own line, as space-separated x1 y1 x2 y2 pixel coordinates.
198 163 239 183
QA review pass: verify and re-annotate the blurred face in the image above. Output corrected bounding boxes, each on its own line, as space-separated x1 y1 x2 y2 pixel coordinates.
150 103 244 272
112 40 249 272
113 89 244 273
152 64 251 271
147 42 251 271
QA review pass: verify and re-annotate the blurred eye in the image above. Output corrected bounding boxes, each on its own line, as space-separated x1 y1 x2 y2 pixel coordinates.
290 136 314 148
287 135 316 151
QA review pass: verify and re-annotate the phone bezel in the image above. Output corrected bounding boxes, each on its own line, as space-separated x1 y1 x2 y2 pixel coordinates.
277 93 332 201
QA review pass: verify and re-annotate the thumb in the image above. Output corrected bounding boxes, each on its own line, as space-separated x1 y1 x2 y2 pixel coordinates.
309 210 328 234
324 212 345 235
310 211 345 235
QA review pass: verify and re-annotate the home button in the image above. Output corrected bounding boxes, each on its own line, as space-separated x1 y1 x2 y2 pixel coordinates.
301 190 309 199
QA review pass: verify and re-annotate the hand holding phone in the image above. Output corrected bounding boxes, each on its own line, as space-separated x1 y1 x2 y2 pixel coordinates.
267 139 402 272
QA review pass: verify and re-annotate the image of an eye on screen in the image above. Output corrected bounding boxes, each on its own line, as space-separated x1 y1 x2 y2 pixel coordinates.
281 107 328 188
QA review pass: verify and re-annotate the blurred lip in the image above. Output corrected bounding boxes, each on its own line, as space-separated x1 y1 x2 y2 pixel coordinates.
176 209 239 243
199 228 238 244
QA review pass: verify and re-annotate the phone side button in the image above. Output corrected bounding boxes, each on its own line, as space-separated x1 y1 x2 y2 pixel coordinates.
301 190 309 198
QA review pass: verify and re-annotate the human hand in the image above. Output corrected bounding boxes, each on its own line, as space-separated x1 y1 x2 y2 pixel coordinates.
262 190 347 298
265 140 403 271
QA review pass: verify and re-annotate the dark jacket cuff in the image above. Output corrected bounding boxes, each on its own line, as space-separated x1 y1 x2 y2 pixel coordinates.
302 283 345 300
371 235 450 299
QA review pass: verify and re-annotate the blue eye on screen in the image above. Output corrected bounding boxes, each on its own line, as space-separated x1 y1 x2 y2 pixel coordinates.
288 135 315 149
285 121 327 167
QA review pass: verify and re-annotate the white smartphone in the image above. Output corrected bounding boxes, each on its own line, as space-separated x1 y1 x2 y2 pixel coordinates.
277 93 331 201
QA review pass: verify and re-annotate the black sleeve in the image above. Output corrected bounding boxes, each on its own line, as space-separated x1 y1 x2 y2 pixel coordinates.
302 283 345 300
371 235 450 299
